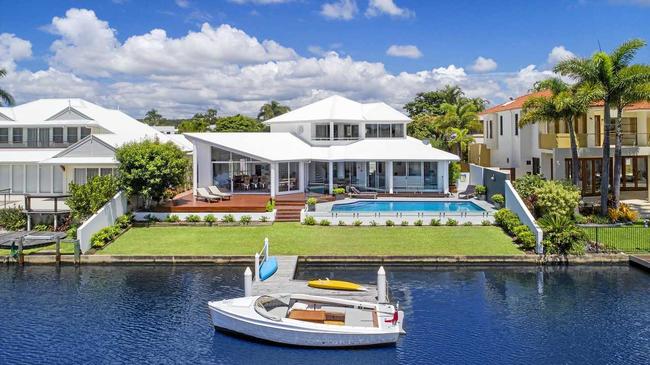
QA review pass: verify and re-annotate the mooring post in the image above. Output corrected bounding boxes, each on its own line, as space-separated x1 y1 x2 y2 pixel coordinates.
244 267 253 297
18 237 24 266
55 237 61 265
377 266 387 303
74 240 80 266
254 253 260 282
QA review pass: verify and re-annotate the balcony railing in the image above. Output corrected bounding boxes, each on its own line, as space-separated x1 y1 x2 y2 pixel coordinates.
538 133 650 149
0 141 75 148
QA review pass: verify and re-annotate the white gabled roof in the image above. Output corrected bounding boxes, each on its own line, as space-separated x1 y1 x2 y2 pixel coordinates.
0 149 62 163
40 156 117 165
264 95 410 124
184 132 458 162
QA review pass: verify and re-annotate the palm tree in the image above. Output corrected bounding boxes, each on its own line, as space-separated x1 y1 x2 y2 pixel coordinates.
257 101 290 121
143 109 163 126
554 39 646 215
0 68 15 106
611 63 650 205
446 127 474 161
438 101 481 133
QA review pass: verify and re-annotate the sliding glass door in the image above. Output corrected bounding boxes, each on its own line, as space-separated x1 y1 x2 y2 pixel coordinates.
278 162 300 193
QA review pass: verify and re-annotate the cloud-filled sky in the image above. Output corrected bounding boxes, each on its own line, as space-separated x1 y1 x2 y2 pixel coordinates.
0 0 649 119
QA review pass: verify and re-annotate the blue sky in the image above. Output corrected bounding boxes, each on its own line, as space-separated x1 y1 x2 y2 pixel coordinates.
0 0 649 118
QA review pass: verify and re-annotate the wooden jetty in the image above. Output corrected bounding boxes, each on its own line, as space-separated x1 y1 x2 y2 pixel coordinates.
630 255 650 271
250 256 386 303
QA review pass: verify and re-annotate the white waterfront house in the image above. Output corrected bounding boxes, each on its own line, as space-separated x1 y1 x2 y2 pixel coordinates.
0 99 190 195
186 95 459 198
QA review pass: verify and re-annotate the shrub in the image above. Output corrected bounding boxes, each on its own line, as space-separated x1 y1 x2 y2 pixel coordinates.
533 181 580 217
539 213 588 255
338 220 346 226
462 221 473 226
449 161 461 186
306 197 318 206
429 218 441 226
265 199 275 212
303 216 316 225
221 214 235 223
512 224 529 237
353 220 362 226
319 219 331 226
34 224 49 232
494 209 520 232
513 174 545 202
115 214 133 229
414 219 423 226
185 214 201 223
0 208 27 231
400 221 409 226
204 214 216 224
475 185 487 196
67 175 119 221
166 214 180 223
369 220 378 226
491 194 505 208
240 215 252 225
446 218 458 226
259 216 269 223
385 219 395 226
91 225 121 248
609 203 639 223
481 219 492 226
332 187 346 195
516 230 537 250
66 225 78 239
115 140 189 208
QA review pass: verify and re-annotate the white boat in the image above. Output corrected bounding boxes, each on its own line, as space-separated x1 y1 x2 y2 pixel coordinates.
208 293 405 347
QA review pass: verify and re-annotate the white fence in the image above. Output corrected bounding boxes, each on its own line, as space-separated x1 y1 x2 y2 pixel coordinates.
504 180 544 254
77 191 128 253
301 210 493 225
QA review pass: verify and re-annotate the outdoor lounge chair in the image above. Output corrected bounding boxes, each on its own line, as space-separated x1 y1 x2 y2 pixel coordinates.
348 186 377 199
458 185 476 199
208 186 232 200
196 187 222 203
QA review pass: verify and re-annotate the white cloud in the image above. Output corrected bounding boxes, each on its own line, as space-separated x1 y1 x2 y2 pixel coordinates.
386 44 422 59
547 45 576 66
321 0 358 20
229 0 294 3
469 56 497 73
2 9 564 118
366 0 414 18
175 0 190 8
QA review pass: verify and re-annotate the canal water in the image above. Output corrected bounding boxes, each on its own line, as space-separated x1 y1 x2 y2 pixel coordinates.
0 265 648 364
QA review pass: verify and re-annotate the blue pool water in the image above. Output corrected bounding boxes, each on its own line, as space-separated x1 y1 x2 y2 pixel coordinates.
332 200 485 212
1 265 648 364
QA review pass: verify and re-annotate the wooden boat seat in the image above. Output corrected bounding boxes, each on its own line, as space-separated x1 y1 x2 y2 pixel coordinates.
288 309 326 322
324 320 345 326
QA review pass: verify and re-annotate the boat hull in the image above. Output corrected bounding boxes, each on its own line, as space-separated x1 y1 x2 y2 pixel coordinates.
209 299 400 347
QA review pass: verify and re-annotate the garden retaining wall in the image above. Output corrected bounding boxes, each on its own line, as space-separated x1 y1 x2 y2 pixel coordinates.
77 191 128 253
504 180 544 254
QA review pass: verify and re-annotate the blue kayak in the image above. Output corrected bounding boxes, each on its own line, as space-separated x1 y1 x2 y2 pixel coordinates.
259 257 278 281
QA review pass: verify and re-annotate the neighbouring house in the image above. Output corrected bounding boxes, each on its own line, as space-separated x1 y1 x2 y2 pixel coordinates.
153 125 178 135
471 91 650 202
185 95 459 199
0 99 191 196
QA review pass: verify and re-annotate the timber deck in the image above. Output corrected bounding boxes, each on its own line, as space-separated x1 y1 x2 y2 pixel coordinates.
251 256 383 303
630 255 650 271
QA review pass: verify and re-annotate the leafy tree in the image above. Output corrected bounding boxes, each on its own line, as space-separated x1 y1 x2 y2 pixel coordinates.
257 101 290 121
0 68 14 106
554 38 647 214
404 85 485 118
407 114 439 139
67 175 119 221
521 78 594 185
215 114 265 132
177 118 210 133
143 109 164 126
115 140 190 208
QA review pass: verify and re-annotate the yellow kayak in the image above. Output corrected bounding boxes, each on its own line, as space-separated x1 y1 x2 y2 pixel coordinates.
307 279 367 291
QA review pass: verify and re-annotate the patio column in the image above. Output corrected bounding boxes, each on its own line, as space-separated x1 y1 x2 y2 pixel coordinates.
270 163 277 199
441 161 449 194
328 161 334 194
192 143 198 196
386 161 393 194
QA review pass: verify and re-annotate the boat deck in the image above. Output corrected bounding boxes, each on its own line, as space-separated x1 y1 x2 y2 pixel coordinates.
251 256 383 303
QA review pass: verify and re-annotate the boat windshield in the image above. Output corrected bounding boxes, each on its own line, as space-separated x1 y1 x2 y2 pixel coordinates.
254 295 290 321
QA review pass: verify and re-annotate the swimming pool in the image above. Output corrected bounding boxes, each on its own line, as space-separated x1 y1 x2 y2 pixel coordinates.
331 200 485 213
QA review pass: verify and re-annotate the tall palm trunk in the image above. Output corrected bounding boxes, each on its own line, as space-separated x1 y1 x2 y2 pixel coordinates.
612 104 623 207
567 117 580 186
600 101 612 216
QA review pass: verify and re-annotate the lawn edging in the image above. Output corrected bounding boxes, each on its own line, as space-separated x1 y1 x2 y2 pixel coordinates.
11 253 631 265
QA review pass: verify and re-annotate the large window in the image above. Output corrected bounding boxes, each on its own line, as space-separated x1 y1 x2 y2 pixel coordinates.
73 167 114 185
53 127 64 143
211 146 270 193
514 114 519 136
80 127 91 139
499 116 503 136
12 128 23 144
67 127 78 143
0 128 8 144
278 162 300 192
333 123 359 140
365 123 405 138
313 124 330 140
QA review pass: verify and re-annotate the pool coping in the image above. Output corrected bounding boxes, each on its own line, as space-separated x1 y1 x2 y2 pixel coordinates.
5 253 633 266
315 197 495 213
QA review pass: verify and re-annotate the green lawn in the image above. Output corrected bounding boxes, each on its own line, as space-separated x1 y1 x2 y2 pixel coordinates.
102 223 522 256
583 225 650 253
